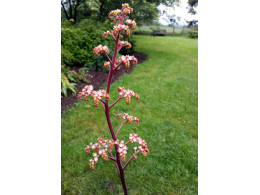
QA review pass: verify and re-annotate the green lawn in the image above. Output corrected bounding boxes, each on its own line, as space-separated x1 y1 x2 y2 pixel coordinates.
62 36 198 194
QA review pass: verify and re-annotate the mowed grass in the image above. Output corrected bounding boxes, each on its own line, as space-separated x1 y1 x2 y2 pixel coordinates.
62 36 198 194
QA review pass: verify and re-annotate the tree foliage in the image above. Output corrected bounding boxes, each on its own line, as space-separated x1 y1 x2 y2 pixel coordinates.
188 0 198 15
61 0 179 25
187 0 198 27
61 0 100 23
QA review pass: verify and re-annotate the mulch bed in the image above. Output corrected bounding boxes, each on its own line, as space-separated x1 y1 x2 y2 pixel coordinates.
61 51 147 113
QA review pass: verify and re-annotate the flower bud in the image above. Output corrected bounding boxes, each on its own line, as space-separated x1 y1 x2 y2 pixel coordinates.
120 153 126 162
126 95 131 104
89 159 95 169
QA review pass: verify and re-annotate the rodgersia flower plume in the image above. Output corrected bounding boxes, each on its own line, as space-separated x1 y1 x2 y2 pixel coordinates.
78 3 147 195
85 135 149 169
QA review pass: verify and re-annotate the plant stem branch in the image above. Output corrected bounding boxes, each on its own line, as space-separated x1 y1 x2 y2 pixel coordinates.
113 61 123 72
108 151 114 158
114 160 121 176
108 156 116 161
104 52 112 64
100 101 106 112
116 118 125 138
109 97 122 110
100 99 106 104
123 150 141 171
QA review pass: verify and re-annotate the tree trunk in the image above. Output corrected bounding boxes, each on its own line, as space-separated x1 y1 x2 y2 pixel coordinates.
61 2 70 21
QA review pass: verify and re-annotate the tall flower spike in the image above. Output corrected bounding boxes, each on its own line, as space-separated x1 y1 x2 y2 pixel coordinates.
79 4 148 194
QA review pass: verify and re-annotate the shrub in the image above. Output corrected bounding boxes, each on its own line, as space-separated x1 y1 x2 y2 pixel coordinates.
61 20 114 68
187 30 198 38
61 46 74 66
133 30 152 36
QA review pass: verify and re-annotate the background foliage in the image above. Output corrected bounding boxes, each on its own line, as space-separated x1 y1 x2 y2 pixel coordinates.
61 19 114 67
187 30 198 38
61 0 179 25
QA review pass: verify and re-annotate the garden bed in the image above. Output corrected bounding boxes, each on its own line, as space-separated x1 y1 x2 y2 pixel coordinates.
61 51 147 112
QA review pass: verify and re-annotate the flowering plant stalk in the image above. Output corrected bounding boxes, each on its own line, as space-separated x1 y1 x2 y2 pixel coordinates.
78 4 149 195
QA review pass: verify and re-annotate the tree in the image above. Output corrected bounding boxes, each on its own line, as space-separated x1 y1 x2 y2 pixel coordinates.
187 0 198 27
188 0 198 15
98 0 179 26
159 6 181 35
61 0 100 24
61 0 179 26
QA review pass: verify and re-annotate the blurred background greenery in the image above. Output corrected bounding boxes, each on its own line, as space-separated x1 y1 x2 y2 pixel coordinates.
61 0 198 97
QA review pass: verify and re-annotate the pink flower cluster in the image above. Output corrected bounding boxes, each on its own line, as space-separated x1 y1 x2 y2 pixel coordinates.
126 19 137 30
108 9 122 22
129 133 149 157
85 134 149 169
103 31 112 39
105 4 137 42
118 41 131 49
118 140 128 162
78 85 110 107
117 113 140 124
122 3 133 14
85 138 115 169
113 25 130 36
104 61 110 69
93 44 109 56
118 86 140 104
116 55 138 69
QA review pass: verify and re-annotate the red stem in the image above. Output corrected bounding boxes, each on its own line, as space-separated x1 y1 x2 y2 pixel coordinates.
113 61 123 72
123 150 141 170
104 105 127 194
100 101 106 112
104 52 112 64
106 30 121 95
115 118 125 138
108 156 116 161
103 26 128 194
97 10 133 194
109 97 122 110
